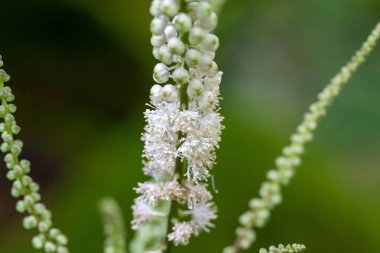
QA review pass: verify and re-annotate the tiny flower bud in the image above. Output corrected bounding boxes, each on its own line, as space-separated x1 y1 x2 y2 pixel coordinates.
57 246 69 253
173 13 192 33
153 63 170 83
165 25 178 40
16 200 26 213
161 0 179 17
56 234 68 245
172 67 190 84
0 69 10 82
198 91 216 110
202 34 220 52
32 236 45 249
200 12 218 31
167 37 186 55
161 84 178 102
187 79 203 98
151 35 165 47
185 49 202 67
152 48 160 60
150 84 162 98
196 2 213 20
199 54 213 72
189 27 206 45
44 242 57 253
150 0 162 16
158 45 173 65
150 17 167 35
207 61 219 78
23 215 38 229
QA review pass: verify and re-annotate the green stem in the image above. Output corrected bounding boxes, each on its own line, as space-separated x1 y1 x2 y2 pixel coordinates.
164 82 188 253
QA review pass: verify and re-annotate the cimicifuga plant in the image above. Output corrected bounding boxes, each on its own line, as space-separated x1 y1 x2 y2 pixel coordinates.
1 2 380 253
0 56 69 253
131 0 224 252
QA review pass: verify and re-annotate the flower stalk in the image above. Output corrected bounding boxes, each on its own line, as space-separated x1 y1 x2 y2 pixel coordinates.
100 198 127 253
0 55 69 253
223 23 380 253
131 0 224 251
259 244 306 253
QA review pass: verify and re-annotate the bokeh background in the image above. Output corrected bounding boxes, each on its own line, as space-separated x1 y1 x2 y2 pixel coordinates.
1 0 380 252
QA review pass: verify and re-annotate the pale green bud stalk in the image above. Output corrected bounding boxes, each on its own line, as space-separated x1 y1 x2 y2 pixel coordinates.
259 243 306 253
224 23 380 253
0 54 70 252
100 198 127 253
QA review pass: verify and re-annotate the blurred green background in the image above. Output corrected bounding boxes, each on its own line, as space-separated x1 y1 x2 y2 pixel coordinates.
1 0 380 252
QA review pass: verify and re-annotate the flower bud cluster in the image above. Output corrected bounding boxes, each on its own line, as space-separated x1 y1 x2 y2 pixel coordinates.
100 198 127 253
259 244 306 253
224 23 380 253
132 0 224 249
0 56 69 253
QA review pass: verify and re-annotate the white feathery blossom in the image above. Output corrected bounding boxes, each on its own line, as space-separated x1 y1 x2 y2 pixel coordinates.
185 202 217 233
132 0 223 248
131 198 166 230
167 222 193 246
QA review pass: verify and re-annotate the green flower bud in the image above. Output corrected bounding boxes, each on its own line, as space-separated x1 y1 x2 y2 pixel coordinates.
150 0 162 16
151 35 165 48
187 79 203 98
150 84 162 98
150 17 167 35
202 33 220 52
185 49 202 67
56 234 68 245
198 91 216 110
11 124 20 134
44 241 57 253
164 25 177 40
153 63 170 83
0 69 10 82
6 170 16 180
207 61 219 77
167 37 186 55
12 180 23 192
172 67 189 84
16 200 26 213
161 84 178 103
196 2 213 20
32 235 45 249
1 142 9 152
57 246 69 253
189 27 206 45
173 13 192 33
200 12 218 31
38 221 51 233
158 45 173 65
23 215 38 229
161 0 179 17
199 55 213 72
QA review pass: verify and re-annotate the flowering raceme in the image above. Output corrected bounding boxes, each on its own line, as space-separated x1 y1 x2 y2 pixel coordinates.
131 0 224 249
1 2 380 253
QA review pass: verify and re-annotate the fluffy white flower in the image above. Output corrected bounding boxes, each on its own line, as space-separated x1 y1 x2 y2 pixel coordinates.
185 181 212 209
161 180 186 202
186 203 217 233
167 222 194 246
134 182 162 206
131 199 165 230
